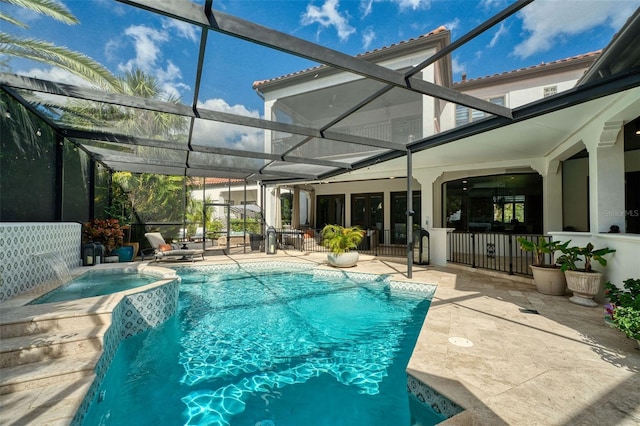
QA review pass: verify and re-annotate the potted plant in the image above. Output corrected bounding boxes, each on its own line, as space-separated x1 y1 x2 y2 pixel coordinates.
604 279 640 346
83 218 125 262
517 237 569 295
321 224 365 268
557 242 616 307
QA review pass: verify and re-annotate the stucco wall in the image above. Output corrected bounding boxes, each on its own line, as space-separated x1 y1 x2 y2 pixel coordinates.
562 157 589 232
0 222 81 302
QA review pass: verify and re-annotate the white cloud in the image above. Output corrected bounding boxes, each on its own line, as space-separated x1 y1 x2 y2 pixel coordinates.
392 0 430 10
21 66 96 87
488 22 508 48
194 98 264 152
119 25 168 73
451 57 466 76
104 39 122 63
360 0 374 17
442 18 460 34
162 18 199 42
362 27 376 50
479 0 507 9
301 0 356 42
115 25 195 100
514 0 640 59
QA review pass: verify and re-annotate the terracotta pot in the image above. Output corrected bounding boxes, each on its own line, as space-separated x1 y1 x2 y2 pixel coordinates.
530 265 566 296
565 270 602 307
327 251 359 268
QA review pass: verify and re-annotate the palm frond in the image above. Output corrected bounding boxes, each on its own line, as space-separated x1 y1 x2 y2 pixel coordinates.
3 0 78 25
0 33 120 90
0 11 28 28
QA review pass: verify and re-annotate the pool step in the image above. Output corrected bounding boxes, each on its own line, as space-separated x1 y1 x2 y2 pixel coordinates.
0 307 112 339
0 323 110 368
0 351 101 395
0 374 95 425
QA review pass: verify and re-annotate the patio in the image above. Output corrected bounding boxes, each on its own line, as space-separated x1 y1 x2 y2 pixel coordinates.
1 251 638 425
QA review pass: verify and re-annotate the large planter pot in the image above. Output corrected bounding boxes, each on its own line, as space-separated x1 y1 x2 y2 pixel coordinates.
530 265 566 296
565 270 602 307
124 242 139 259
327 251 359 268
104 255 120 264
113 246 134 262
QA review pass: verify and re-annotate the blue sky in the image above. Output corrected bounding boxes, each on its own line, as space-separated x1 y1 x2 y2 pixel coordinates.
2 0 639 117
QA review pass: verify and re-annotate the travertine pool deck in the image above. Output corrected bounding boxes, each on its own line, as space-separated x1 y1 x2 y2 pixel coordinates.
1 250 639 425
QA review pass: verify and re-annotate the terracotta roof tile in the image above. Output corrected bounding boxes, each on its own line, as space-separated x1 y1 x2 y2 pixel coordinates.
252 26 448 89
201 177 245 185
454 50 602 85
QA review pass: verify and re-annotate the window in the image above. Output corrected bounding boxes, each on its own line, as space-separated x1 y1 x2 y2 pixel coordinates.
351 192 384 244
316 194 345 227
455 96 505 127
390 191 421 244
543 86 557 97
493 195 525 224
443 173 543 233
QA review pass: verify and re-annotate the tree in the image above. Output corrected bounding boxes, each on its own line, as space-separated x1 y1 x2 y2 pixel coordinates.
0 0 119 90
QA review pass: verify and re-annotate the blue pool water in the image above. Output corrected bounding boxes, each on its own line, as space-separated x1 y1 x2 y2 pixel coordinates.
30 270 159 304
83 267 443 425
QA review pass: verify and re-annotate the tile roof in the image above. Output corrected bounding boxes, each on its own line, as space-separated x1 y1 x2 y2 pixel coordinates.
201 177 245 186
454 50 602 86
252 26 448 89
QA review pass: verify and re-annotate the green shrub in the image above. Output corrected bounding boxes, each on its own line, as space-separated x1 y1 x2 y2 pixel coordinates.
605 279 640 341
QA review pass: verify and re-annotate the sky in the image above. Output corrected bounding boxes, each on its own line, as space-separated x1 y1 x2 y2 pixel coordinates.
2 0 639 120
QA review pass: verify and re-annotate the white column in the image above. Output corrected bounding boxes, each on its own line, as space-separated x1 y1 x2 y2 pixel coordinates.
412 169 442 229
586 121 626 233
541 160 563 233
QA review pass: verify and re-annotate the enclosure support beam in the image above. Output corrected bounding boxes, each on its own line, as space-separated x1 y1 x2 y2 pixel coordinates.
407 149 413 278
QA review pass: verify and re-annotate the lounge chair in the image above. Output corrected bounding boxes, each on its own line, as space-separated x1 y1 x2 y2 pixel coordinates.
189 227 204 242
144 232 204 262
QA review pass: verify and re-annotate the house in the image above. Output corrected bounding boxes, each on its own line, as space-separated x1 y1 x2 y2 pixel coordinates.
254 20 640 284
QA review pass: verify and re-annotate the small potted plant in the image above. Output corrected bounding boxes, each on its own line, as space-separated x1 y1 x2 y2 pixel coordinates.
557 242 616 307
604 279 640 346
517 237 569 295
83 218 125 262
321 224 365 268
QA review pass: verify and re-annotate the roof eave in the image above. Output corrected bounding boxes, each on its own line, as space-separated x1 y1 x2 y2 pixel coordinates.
254 29 451 93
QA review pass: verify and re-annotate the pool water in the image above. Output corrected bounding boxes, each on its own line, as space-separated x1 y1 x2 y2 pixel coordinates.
83 267 443 425
29 270 159 304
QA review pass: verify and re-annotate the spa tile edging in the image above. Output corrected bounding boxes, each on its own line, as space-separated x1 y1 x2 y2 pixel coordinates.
70 277 179 426
407 373 465 419
0 222 81 302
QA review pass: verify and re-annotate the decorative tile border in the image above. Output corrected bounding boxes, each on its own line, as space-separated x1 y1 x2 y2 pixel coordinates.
387 280 437 296
0 222 81 302
172 260 316 275
407 373 464 419
312 268 388 282
71 277 180 426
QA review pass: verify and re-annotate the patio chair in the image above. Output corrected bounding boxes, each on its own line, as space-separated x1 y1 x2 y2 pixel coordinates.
144 232 204 262
190 227 204 242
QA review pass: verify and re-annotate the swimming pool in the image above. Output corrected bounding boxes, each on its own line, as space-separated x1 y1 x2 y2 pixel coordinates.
29 269 160 304
82 265 444 425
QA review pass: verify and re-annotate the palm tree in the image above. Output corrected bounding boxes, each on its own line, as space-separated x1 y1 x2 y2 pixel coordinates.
119 68 188 138
0 0 119 90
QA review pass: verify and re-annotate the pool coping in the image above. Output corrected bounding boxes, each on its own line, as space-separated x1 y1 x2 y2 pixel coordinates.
3 253 639 425
1 259 450 425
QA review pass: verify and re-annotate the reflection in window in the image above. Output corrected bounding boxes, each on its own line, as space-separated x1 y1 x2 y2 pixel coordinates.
443 173 542 233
